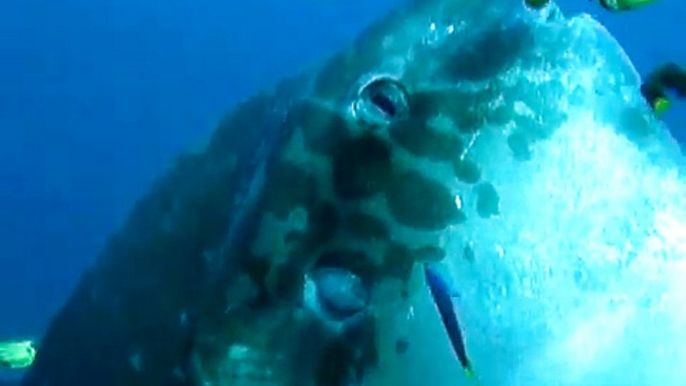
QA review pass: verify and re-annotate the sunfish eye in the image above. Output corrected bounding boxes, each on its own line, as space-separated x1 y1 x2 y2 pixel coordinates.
353 77 409 126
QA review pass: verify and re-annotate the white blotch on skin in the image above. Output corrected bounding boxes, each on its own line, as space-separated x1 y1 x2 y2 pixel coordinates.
129 351 142 372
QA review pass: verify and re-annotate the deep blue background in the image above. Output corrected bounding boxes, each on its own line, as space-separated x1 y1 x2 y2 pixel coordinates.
0 0 683 342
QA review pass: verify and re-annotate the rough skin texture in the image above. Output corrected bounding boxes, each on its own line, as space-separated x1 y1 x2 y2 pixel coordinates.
21 0 671 385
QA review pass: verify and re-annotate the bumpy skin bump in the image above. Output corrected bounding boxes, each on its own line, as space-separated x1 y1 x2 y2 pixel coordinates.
22 1 635 386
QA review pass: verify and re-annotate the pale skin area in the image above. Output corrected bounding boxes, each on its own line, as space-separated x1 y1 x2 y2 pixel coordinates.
362 13 686 386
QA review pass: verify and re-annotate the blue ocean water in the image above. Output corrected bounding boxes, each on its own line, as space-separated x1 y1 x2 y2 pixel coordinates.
0 0 683 367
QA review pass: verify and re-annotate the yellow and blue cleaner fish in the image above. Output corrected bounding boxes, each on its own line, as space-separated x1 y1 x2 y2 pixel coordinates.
525 0 662 13
598 0 662 12
423 263 477 381
641 62 686 116
0 340 37 370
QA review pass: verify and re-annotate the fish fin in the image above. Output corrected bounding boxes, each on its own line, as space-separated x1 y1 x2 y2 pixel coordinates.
426 263 461 298
464 367 482 385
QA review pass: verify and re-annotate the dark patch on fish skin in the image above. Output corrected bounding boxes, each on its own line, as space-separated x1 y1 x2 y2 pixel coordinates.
512 110 564 143
290 202 340 262
385 171 466 230
259 161 318 218
453 158 481 184
409 90 502 134
314 340 354 386
506 106 567 162
395 339 409 354
442 23 532 82
283 102 351 154
284 230 306 245
389 118 465 161
314 315 378 386
241 256 272 295
315 250 377 287
266 259 305 304
463 244 475 262
382 244 414 281
507 132 532 161
305 202 340 248
342 213 390 241
332 135 393 200
475 182 500 218
383 243 443 281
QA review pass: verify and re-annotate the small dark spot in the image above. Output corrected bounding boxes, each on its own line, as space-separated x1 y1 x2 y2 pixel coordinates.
395 339 410 354
442 23 531 82
453 158 481 184
507 132 532 161
342 213 390 241
475 182 500 218
463 244 475 262
400 287 409 299
385 171 466 230
332 135 393 200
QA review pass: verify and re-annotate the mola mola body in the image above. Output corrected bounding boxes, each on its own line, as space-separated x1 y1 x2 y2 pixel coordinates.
21 0 686 385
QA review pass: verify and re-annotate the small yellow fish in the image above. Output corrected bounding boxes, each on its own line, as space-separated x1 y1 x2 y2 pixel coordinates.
599 0 662 12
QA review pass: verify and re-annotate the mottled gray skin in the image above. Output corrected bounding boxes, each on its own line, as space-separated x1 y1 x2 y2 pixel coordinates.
21 0 658 385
